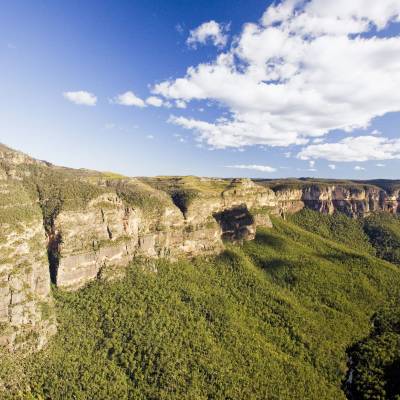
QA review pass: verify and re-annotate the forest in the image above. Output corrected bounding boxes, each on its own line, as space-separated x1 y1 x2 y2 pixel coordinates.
1 211 399 399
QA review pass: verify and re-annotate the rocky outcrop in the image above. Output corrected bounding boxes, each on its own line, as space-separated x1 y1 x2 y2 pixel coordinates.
214 206 256 242
301 185 382 217
263 181 400 218
1 143 400 352
0 174 56 351
51 179 276 289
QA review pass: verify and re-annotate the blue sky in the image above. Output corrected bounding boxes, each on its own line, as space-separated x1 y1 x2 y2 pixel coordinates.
1 0 400 179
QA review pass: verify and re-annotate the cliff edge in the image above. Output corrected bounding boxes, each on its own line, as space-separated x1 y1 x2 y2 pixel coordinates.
0 143 399 351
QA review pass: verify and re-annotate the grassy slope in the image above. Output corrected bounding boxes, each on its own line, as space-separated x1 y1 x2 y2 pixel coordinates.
10 216 398 400
363 213 400 266
288 209 376 255
346 303 400 400
141 176 231 213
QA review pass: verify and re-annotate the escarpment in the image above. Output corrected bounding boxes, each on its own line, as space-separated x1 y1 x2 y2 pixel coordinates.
0 148 56 351
0 144 400 351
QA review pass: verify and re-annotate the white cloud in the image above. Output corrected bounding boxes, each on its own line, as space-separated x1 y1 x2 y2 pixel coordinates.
154 1 400 149
328 164 336 170
225 164 277 172
113 91 146 107
63 91 97 106
376 163 386 167
309 160 315 168
284 151 291 158
187 20 229 48
298 135 400 162
168 114 307 148
354 165 365 170
175 100 187 109
371 129 382 135
146 134 154 139
146 96 164 107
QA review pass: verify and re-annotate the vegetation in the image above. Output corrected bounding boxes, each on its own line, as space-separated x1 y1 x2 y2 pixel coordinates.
346 304 400 400
360 179 400 194
113 180 172 219
142 176 230 212
256 178 378 192
15 165 107 231
289 208 375 255
1 145 400 399
363 213 400 265
0 217 395 399
0 178 42 226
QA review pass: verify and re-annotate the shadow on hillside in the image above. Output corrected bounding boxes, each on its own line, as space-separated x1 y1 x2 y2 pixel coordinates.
257 258 298 286
317 251 369 266
254 231 287 251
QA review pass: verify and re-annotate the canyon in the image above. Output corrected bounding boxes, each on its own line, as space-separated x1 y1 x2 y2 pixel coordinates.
0 143 399 351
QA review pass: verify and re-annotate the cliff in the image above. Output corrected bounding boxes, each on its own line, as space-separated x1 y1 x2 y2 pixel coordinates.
0 145 56 351
0 144 399 351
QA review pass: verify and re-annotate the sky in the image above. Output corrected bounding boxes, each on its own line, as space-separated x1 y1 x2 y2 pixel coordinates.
1 0 400 179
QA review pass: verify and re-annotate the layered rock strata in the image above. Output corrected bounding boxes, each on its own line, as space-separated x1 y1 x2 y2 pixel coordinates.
268 184 400 218
51 179 277 289
1 143 400 351
0 163 56 351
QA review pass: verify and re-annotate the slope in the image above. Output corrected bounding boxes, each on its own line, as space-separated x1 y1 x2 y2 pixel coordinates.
5 217 397 400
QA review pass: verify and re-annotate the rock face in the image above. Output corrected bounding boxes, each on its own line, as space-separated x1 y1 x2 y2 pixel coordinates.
268 183 400 218
214 206 256 242
0 143 399 351
0 152 56 351
51 179 276 289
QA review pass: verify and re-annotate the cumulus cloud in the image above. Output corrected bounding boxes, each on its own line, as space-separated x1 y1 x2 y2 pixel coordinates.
175 100 187 109
225 164 277 172
63 91 97 106
354 165 365 170
153 0 400 152
146 96 164 107
298 135 400 162
328 164 336 170
376 163 386 167
113 91 146 107
187 20 229 48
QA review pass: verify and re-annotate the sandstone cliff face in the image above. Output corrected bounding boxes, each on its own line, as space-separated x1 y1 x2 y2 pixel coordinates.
263 182 400 218
52 193 140 290
1 144 400 352
383 189 400 214
182 179 276 224
273 188 305 215
300 185 381 216
0 165 55 351
52 179 276 289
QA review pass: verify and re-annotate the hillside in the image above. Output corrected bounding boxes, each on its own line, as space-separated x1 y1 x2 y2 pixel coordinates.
0 215 398 399
0 144 400 399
